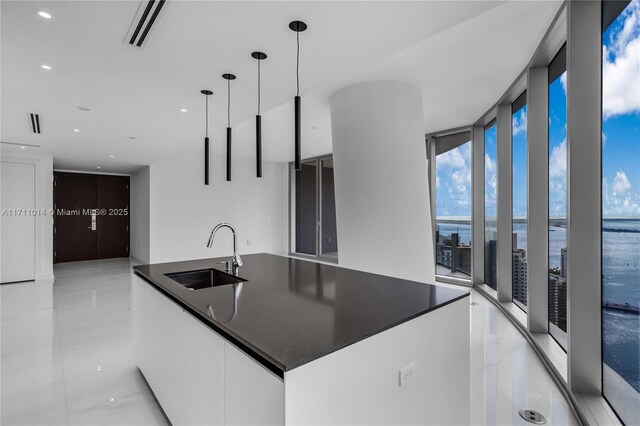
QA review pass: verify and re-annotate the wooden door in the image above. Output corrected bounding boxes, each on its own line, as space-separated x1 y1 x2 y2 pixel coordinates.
97 175 129 259
54 173 98 262
54 172 130 263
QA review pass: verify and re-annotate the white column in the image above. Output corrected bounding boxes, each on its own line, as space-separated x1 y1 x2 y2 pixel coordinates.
526 67 549 333
329 81 435 283
566 0 601 394
472 125 485 285
496 104 513 302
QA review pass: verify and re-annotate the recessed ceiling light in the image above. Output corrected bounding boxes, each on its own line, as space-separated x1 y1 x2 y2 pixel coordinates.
76 105 91 112
41 64 51 70
181 108 188 113
96 166 101 169
73 129 80 132
38 11 52 19
20 146 26 149
109 155 115 158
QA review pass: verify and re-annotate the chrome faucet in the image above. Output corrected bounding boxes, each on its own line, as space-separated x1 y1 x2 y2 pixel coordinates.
207 223 243 273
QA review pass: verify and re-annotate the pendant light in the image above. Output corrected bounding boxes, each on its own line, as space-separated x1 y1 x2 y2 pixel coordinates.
251 51 267 178
289 20 307 171
222 73 236 182
200 89 213 185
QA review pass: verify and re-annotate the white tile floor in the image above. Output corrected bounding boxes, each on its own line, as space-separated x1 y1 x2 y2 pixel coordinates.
1 258 577 425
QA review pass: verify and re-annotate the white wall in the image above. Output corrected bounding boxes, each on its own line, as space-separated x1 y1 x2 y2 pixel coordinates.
148 148 286 264
329 81 435 283
0 154 54 282
130 166 150 263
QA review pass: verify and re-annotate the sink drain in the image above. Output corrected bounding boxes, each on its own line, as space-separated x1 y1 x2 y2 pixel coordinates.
519 409 546 424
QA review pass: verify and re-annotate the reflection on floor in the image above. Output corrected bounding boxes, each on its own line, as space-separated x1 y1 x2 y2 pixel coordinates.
1 258 577 425
1 259 167 426
467 288 578 425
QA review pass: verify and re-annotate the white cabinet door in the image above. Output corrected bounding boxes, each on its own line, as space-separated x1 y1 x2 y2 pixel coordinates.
1 161 35 283
178 311 225 425
225 343 284 425
134 277 225 425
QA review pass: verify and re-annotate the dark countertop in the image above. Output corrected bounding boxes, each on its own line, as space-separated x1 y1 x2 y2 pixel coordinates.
133 253 469 378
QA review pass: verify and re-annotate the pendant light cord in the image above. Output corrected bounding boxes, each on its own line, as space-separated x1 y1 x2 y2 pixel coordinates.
296 31 300 96
257 59 261 115
227 79 231 127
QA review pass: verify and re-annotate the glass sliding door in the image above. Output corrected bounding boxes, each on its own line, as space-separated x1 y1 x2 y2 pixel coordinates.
548 44 567 350
294 160 317 255
434 132 473 279
484 121 498 289
602 1 640 424
291 155 338 261
512 92 528 310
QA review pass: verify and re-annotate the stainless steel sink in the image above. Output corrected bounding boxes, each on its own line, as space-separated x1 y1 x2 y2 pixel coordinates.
165 268 247 291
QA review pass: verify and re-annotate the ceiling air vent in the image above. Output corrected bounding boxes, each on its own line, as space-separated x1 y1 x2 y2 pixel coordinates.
29 113 41 134
125 0 167 48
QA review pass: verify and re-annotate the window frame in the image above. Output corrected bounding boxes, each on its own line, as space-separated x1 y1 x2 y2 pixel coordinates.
547 43 568 352
483 119 498 290
426 127 474 285
511 90 528 312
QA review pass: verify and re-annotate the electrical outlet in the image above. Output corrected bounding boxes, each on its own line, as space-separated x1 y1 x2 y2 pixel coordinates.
399 362 415 386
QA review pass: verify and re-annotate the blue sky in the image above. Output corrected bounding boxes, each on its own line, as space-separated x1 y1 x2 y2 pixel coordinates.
436 0 639 220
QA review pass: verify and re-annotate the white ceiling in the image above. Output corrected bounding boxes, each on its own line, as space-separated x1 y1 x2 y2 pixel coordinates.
1 1 561 173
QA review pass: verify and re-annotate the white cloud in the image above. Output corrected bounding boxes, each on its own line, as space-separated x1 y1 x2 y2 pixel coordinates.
484 154 497 215
549 139 567 179
435 143 472 217
612 170 632 194
603 2 640 118
560 72 567 95
512 111 527 136
603 174 640 216
484 154 496 174
436 145 467 169
548 139 567 217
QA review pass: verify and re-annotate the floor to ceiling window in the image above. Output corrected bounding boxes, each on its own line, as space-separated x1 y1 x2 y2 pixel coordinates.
601 1 640 424
484 120 498 290
548 44 567 350
434 132 473 279
292 155 338 261
512 92 528 310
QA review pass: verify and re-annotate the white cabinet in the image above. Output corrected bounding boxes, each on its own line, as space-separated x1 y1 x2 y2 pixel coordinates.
225 343 284 425
131 274 468 426
131 274 283 426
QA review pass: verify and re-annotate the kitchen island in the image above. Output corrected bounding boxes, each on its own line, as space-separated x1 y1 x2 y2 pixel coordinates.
132 253 470 425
